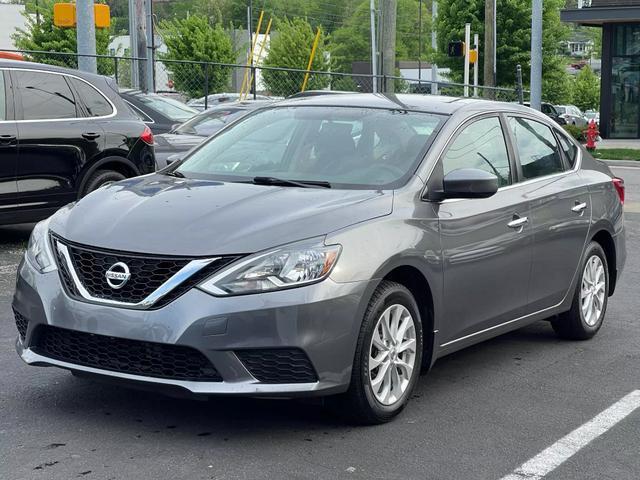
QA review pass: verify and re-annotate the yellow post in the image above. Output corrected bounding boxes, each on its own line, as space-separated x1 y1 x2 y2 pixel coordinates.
301 27 322 93
243 17 272 101
239 11 264 99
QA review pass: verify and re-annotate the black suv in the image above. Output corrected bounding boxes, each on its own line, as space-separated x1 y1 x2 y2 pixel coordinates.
0 60 155 225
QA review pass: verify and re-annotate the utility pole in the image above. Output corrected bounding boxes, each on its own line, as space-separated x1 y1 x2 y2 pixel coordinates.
464 23 470 97
145 0 155 93
418 0 422 84
370 0 378 93
484 0 496 94
530 0 543 110
431 0 438 95
76 0 97 74
380 0 397 93
135 0 148 90
128 0 139 88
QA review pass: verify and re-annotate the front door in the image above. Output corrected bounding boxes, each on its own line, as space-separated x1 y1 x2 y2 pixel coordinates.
0 70 20 218
435 116 533 345
11 69 104 211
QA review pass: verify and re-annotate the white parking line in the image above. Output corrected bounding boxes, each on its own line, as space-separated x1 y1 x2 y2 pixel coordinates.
499 390 640 480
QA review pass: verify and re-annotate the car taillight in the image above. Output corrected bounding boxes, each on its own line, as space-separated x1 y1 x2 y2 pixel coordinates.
613 177 625 205
140 125 154 146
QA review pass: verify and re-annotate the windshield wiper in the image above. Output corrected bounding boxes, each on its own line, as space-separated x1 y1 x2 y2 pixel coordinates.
252 176 331 188
163 170 186 178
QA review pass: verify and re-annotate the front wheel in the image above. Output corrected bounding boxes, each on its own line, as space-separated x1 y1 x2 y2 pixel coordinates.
552 241 609 340
333 280 423 424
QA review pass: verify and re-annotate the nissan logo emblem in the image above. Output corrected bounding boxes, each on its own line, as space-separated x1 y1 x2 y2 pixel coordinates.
105 262 131 289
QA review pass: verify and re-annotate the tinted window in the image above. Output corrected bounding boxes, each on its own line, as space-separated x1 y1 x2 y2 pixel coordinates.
0 72 5 120
178 107 445 189
70 78 113 117
558 133 578 168
14 71 78 120
509 117 565 180
442 117 512 187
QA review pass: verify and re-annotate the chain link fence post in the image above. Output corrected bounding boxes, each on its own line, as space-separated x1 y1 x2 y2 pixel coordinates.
203 63 209 110
516 64 524 105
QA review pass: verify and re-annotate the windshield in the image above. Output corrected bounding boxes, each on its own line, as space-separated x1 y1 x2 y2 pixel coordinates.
137 95 197 122
174 108 246 136
555 106 567 114
177 106 445 189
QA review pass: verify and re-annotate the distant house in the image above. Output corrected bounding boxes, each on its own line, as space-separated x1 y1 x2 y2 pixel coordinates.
108 35 172 90
0 4 27 51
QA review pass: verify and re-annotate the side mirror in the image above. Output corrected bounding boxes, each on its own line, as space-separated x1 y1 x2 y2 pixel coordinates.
442 168 499 200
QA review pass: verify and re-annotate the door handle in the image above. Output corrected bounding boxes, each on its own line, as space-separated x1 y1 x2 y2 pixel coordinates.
571 202 587 214
82 132 101 140
507 216 529 231
0 134 16 145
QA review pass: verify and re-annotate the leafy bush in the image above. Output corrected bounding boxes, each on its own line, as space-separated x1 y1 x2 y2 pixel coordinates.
161 15 235 98
563 124 585 142
262 17 330 97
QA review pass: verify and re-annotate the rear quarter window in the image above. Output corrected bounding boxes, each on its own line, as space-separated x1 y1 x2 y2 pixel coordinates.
70 78 113 117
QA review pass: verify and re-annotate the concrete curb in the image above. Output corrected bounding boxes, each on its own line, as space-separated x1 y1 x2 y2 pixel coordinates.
600 159 640 168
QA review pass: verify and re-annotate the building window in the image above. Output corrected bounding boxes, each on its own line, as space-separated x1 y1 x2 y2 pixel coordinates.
610 24 640 138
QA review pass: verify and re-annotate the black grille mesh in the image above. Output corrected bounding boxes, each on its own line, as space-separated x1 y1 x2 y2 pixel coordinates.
52 236 238 308
66 245 189 303
13 309 28 341
236 348 318 383
34 325 222 382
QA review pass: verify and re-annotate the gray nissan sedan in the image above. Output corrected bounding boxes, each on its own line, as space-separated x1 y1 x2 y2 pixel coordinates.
13 94 626 424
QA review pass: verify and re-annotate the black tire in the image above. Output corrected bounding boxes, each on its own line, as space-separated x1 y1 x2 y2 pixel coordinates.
552 241 609 340
331 280 423 425
82 170 126 197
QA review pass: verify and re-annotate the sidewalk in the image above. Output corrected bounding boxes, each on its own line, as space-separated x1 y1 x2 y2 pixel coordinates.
597 139 640 149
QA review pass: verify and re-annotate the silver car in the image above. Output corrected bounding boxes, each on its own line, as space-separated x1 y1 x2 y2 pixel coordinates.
13 94 626 424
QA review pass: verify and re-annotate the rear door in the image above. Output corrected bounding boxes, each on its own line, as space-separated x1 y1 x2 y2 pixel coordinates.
11 69 105 210
0 69 19 215
507 116 591 312
436 115 533 346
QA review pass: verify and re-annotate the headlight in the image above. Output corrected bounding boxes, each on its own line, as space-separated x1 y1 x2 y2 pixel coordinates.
25 218 56 273
199 240 341 296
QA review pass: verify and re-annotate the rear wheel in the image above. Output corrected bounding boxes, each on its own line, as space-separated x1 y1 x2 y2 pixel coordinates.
552 241 609 340
332 280 423 424
82 170 126 197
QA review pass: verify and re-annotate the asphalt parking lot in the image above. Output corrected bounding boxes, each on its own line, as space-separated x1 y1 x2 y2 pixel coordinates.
1 166 638 480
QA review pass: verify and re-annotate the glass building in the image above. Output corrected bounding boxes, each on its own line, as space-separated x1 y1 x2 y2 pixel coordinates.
562 0 640 138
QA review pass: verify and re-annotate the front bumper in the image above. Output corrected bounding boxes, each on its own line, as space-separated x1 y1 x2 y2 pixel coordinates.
13 258 373 397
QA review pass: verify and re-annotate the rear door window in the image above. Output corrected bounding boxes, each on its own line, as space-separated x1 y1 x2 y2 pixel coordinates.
70 78 113 117
557 133 578 168
13 70 79 120
509 117 565 180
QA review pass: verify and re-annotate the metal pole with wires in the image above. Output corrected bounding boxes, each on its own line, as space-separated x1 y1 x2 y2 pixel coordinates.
370 0 378 93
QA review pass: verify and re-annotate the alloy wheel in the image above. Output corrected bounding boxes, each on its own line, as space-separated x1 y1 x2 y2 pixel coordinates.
368 304 417 406
580 255 606 327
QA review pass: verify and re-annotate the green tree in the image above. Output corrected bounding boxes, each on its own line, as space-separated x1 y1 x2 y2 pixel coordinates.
262 17 330 97
13 0 114 75
435 0 570 96
331 0 431 76
160 15 235 98
572 65 600 111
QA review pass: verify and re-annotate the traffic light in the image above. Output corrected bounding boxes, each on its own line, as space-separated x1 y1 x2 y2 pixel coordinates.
448 41 465 58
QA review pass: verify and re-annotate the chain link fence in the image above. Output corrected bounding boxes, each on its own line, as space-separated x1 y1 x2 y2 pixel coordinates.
6 49 527 106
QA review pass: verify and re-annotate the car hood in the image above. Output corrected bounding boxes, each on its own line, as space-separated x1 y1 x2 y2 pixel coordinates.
50 174 393 256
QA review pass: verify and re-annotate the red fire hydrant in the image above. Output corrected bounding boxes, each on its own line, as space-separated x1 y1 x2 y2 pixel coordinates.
586 120 598 152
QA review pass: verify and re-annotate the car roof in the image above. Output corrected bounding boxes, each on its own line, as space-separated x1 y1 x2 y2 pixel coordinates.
0 59 109 84
276 92 537 116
